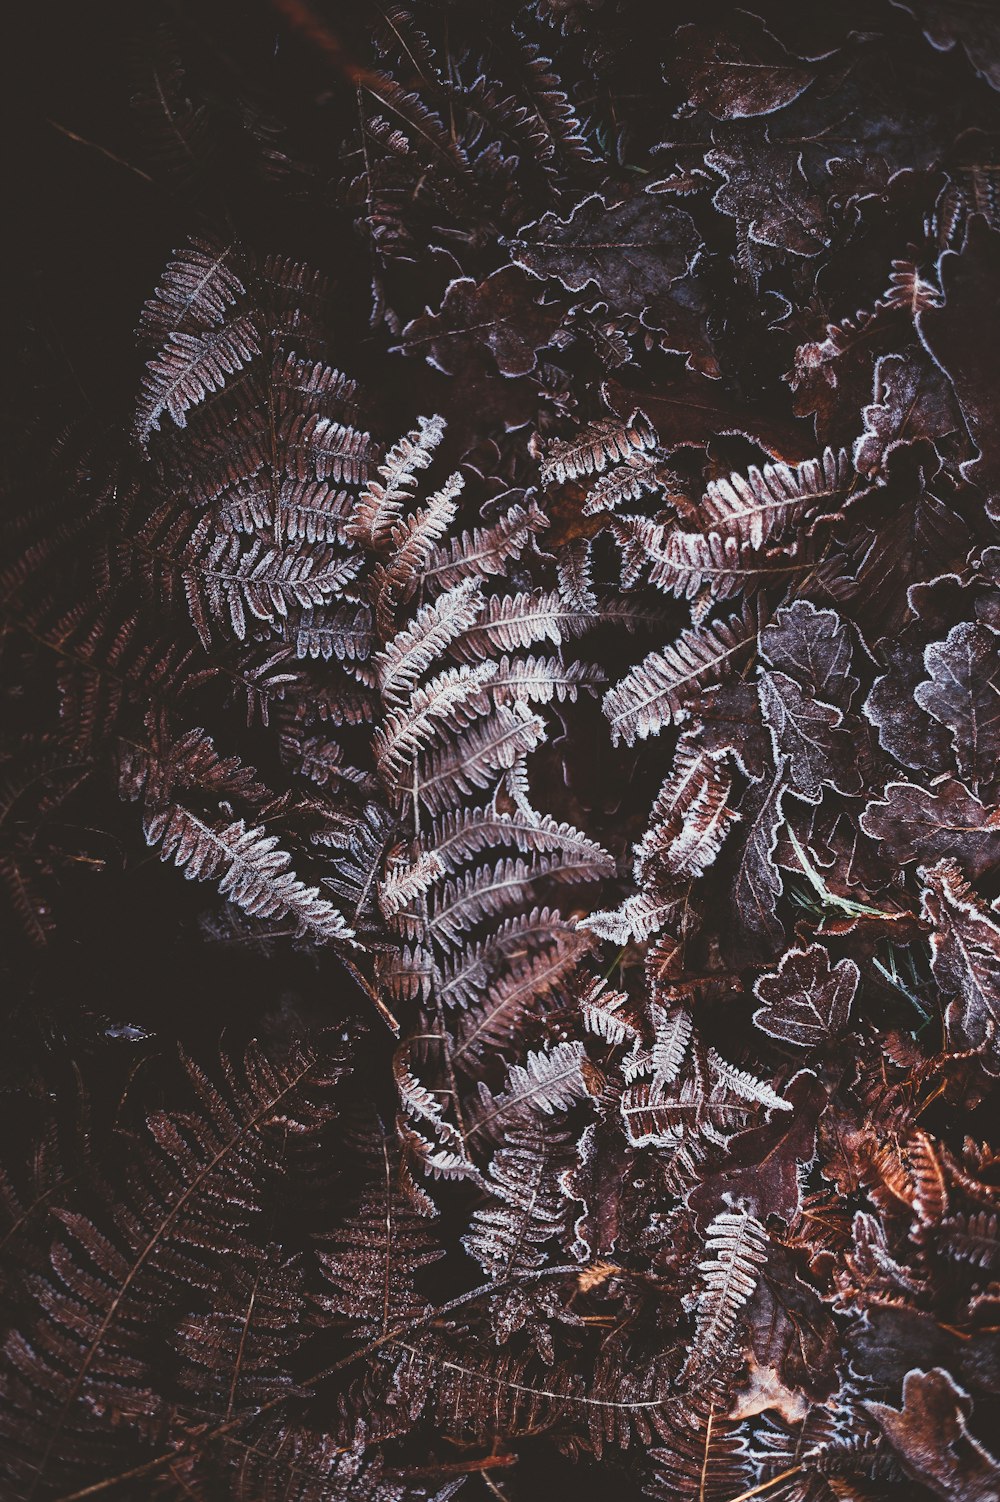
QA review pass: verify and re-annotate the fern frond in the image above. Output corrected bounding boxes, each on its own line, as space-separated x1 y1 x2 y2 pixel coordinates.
620 1075 751 1148
129 27 215 182
278 479 354 544
490 653 607 705
706 1051 791 1114
421 499 547 590
132 502 364 646
468 1040 599 1144
661 769 737 878
135 317 261 443
378 849 447 920
557 537 597 609
540 410 656 484
291 603 373 661
604 604 757 744
348 413 445 552
882 258 943 314
681 1208 769 1381
376 580 483 705
434 908 583 1009
257 253 331 347
148 808 355 942
281 731 371 791
581 891 678 944
649 1403 751 1502
636 745 739 881
501 1040 599 1116
453 933 590 1063
414 705 547 815
939 1210 1000 1270
0 1045 338 1498
319 1127 445 1338
137 237 245 343
580 982 640 1046
582 448 665 514
614 517 812 606
427 853 572 949
363 69 475 184
372 472 464 635
271 351 362 421
697 448 850 549
374 661 497 783
650 1004 694 1086
430 807 614 876
517 39 601 169
451 590 597 661
279 411 373 485
463 1120 576 1278
217 475 355 544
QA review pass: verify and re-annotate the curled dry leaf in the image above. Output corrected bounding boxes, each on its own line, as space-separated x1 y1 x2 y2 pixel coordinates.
867 1366 1000 1501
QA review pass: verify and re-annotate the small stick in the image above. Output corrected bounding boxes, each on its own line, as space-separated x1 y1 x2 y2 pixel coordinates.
45 119 154 182
723 1465 804 1502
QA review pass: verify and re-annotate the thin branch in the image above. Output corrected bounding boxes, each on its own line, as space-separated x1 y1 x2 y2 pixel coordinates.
45 119 154 182
723 1467 804 1502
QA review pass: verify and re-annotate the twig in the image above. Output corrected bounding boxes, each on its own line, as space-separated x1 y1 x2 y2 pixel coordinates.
334 947 400 1034
45 119 154 182
723 1467 803 1502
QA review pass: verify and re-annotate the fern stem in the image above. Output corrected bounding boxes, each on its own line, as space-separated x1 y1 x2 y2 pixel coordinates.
721 1466 803 1502
699 1405 714 1502
398 1454 518 1478
336 946 400 1033
45 118 154 182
